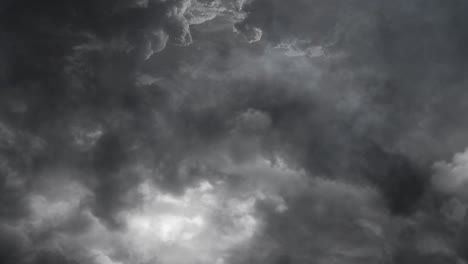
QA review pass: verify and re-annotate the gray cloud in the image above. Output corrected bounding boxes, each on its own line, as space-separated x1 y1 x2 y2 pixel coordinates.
2 0 468 263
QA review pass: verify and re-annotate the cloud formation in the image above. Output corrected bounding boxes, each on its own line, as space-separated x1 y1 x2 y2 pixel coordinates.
2 0 468 264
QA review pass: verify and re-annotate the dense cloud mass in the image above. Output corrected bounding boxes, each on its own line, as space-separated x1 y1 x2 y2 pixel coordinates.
2 0 468 263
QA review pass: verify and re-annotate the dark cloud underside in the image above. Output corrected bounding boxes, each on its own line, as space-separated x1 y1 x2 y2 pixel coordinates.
1 0 468 264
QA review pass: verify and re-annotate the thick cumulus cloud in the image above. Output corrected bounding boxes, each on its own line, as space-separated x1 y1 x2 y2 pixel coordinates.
2 0 468 264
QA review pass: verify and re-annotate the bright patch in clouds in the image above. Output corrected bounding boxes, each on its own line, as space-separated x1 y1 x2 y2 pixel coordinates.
20 154 304 264
118 179 262 264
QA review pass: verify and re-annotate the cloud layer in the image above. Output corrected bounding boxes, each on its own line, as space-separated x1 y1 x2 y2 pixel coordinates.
2 0 468 263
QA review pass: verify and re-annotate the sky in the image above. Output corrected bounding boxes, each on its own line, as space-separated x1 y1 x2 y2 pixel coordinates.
1 0 468 263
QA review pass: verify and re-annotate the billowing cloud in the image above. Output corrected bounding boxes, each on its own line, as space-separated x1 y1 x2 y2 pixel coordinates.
2 0 468 264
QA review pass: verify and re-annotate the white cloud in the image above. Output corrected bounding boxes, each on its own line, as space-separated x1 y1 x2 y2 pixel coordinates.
433 148 468 198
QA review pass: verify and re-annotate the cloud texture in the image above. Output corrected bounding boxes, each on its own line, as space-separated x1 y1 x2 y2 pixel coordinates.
2 0 468 263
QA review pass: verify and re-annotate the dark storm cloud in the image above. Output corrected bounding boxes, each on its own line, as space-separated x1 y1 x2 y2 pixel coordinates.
238 0 468 157
2 0 468 263
231 0 468 262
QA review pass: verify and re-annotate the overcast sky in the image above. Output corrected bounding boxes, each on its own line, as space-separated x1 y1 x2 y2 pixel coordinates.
2 0 468 263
